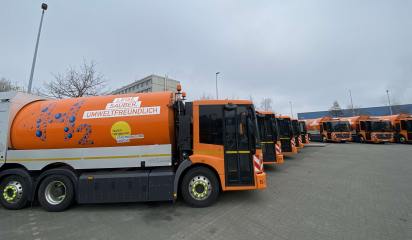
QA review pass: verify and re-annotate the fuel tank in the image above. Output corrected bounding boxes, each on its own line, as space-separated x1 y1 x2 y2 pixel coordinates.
10 92 175 149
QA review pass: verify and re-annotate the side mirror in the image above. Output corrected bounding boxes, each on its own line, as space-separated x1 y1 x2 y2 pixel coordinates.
224 104 237 110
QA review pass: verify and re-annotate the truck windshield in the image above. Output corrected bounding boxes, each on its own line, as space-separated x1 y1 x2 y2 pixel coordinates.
277 119 291 137
369 121 392 132
328 121 350 132
248 106 260 150
299 122 306 133
291 120 300 135
257 115 274 141
406 120 412 131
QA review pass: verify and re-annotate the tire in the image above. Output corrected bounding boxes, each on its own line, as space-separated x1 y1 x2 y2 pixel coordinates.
322 136 327 143
38 175 74 212
399 136 406 144
0 175 30 210
181 166 219 208
360 136 365 143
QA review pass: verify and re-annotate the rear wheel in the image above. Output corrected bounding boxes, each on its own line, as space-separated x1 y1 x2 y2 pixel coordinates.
0 175 29 210
399 135 406 144
181 166 219 208
38 175 74 212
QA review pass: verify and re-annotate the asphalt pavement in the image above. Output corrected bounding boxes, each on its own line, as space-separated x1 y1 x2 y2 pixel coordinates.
1 143 411 240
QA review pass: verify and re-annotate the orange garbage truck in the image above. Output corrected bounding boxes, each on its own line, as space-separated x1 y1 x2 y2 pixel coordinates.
0 90 266 211
299 120 310 144
275 116 298 156
291 119 304 150
305 117 352 142
256 111 284 165
342 116 394 143
380 114 412 143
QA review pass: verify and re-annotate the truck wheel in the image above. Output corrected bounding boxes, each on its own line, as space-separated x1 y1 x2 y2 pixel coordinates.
0 175 29 210
360 136 365 143
181 166 219 208
38 175 74 212
399 136 406 144
322 136 327 142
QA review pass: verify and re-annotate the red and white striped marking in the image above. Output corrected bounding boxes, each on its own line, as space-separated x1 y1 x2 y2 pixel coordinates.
253 155 263 173
275 143 282 154
305 134 310 143
291 138 296 148
298 136 302 146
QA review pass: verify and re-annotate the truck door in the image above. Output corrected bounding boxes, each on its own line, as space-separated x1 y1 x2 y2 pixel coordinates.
257 115 275 163
224 105 254 186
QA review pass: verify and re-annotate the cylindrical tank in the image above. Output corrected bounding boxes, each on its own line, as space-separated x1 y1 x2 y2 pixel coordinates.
10 92 175 149
304 118 323 131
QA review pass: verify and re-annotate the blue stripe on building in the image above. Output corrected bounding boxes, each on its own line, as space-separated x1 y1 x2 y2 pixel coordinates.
298 104 412 120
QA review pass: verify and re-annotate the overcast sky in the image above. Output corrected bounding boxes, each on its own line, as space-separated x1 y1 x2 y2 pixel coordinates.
1 0 411 115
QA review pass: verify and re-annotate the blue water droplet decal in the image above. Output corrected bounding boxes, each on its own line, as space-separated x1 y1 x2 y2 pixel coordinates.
35 130 42 137
69 116 76 123
64 127 69 132
55 113 62 119
67 133 72 138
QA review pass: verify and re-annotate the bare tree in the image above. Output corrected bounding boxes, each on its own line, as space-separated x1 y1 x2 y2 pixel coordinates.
0 78 21 92
260 98 273 112
329 100 343 117
199 92 213 100
44 61 105 98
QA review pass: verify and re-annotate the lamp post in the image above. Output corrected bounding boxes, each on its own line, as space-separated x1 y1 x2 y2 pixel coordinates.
386 90 393 115
215 72 220 99
349 89 355 116
28 3 48 94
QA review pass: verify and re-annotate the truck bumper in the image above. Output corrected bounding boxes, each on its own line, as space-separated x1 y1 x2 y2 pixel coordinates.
256 172 267 190
275 154 284 165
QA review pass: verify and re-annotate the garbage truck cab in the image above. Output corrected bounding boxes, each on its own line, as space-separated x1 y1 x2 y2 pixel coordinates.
256 111 284 165
275 116 298 156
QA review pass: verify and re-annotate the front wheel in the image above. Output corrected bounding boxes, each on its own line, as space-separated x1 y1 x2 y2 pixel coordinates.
181 166 220 208
38 175 74 212
399 136 406 144
322 136 327 142
0 175 30 210
360 136 365 143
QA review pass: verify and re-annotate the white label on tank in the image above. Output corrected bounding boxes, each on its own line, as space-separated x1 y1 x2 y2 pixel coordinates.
83 107 160 119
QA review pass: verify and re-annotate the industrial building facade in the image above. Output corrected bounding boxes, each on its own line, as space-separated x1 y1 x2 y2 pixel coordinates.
298 104 412 119
111 74 180 95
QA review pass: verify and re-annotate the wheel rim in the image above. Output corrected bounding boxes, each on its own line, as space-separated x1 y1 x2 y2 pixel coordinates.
45 181 67 205
400 137 406 143
2 181 23 203
188 175 212 201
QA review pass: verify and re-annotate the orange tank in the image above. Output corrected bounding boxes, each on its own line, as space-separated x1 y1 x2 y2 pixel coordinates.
10 92 175 149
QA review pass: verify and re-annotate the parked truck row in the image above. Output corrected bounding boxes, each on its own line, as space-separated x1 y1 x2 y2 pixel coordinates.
0 87 314 212
302 114 412 144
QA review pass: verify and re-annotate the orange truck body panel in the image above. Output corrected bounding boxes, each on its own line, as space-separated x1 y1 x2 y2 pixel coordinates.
10 92 174 149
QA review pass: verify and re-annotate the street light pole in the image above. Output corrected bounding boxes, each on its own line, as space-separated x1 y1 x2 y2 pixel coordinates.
386 89 393 115
215 72 220 99
28 3 48 94
349 89 355 116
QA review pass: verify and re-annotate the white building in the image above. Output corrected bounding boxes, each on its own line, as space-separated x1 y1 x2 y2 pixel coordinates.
111 74 180 95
